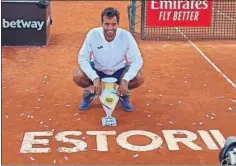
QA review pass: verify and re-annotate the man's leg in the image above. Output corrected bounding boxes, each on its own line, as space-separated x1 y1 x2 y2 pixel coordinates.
127 70 145 90
73 67 93 88
114 66 145 112
73 66 96 111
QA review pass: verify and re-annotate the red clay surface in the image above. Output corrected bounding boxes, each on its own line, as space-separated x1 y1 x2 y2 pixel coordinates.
2 1 236 165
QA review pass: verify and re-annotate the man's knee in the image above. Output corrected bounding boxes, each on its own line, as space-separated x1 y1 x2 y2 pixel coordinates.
73 67 92 88
128 70 145 89
135 70 145 86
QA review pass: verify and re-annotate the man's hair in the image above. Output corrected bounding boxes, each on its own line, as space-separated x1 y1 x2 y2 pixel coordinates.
101 7 120 23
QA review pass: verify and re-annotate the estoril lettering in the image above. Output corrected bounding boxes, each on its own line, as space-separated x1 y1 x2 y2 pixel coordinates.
2 19 45 31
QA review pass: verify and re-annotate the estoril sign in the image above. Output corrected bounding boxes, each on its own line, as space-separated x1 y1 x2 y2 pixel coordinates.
1 0 51 46
2 19 45 31
20 130 226 153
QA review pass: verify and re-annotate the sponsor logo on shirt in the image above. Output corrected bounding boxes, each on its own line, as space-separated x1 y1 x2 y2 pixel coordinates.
97 46 103 49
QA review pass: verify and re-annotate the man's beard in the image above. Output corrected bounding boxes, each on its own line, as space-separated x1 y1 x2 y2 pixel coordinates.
105 30 116 37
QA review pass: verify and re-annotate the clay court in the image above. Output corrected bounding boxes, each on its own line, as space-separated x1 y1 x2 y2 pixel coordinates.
2 1 236 165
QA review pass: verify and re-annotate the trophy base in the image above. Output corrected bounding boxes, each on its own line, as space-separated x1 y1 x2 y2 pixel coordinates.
102 116 117 126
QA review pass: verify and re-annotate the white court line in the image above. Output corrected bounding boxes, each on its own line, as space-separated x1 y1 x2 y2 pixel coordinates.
188 41 236 89
175 28 236 90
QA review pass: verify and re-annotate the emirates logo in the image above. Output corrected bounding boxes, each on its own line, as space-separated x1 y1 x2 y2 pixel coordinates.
151 0 209 10
147 0 212 26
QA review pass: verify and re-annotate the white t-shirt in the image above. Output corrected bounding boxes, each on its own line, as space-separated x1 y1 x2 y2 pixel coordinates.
78 27 143 82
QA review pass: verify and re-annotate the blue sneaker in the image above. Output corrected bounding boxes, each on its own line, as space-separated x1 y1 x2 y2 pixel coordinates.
79 90 95 111
119 92 133 112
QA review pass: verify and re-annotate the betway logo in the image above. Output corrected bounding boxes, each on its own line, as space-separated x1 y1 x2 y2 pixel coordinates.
2 19 44 31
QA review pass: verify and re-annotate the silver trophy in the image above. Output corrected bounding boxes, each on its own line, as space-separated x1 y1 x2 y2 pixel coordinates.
99 77 119 126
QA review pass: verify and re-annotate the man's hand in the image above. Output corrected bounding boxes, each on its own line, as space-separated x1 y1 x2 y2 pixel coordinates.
93 78 102 95
117 79 129 96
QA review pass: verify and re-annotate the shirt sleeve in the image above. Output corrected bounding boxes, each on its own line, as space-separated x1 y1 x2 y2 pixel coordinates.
122 32 144 82
78 30 99 82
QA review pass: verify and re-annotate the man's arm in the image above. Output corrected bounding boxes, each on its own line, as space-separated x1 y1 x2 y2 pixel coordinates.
78 30 99 82
122 32 144 82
